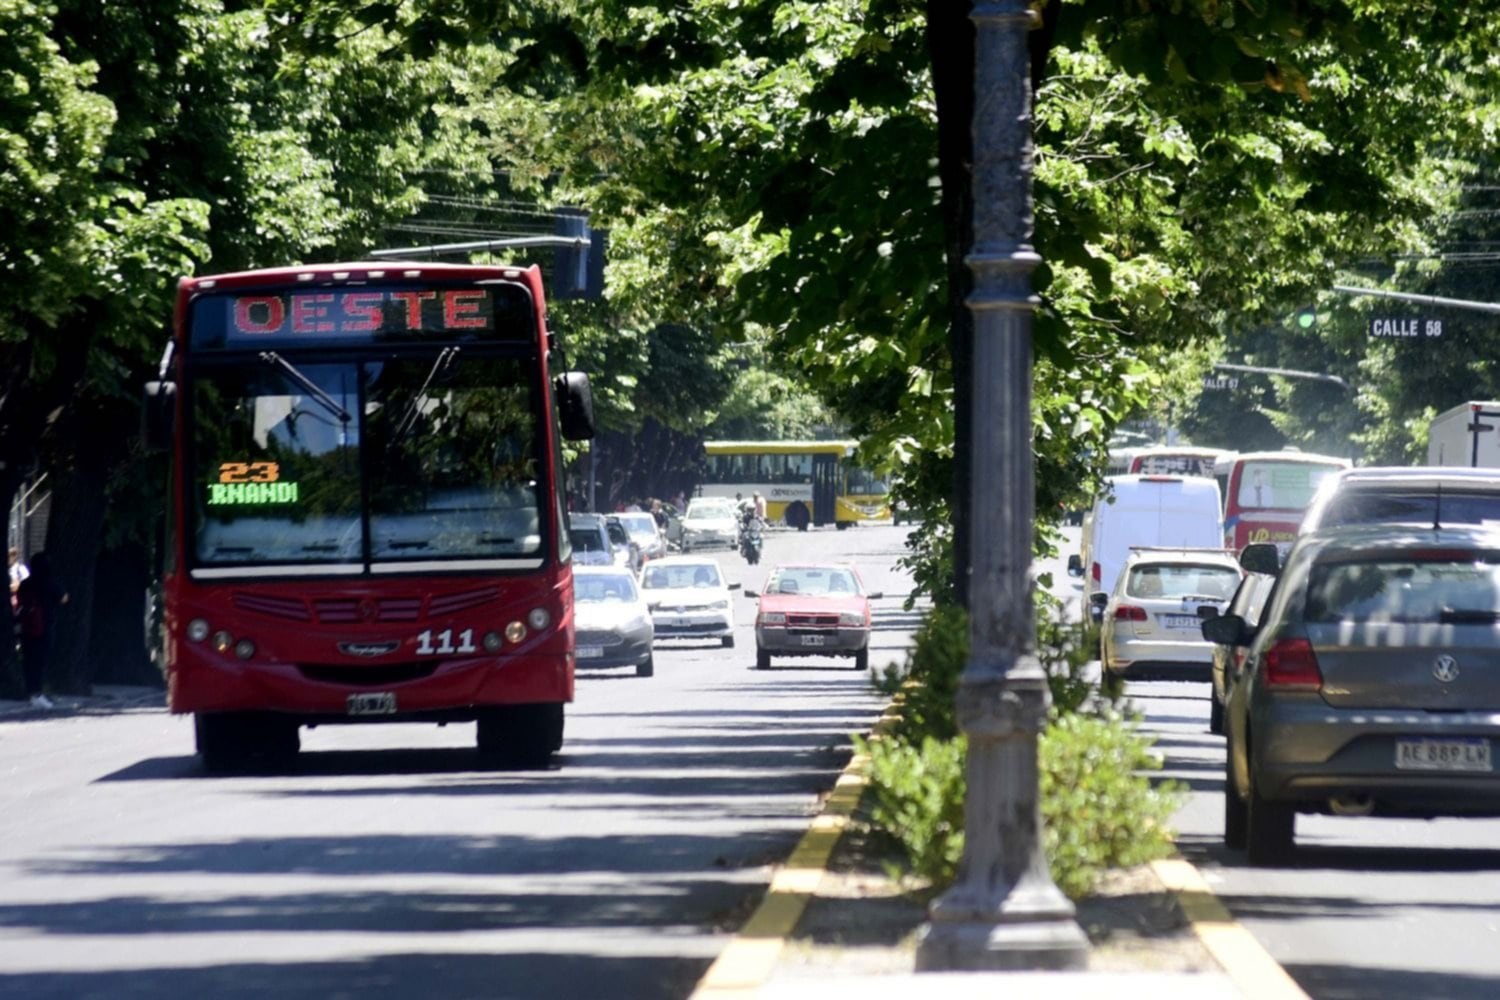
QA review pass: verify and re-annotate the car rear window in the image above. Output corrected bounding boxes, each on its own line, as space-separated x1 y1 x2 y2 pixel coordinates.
1305 556 1500 623
576 574 639 602
1316 491 1500 529
1125 564 1239 601
569 528 606 552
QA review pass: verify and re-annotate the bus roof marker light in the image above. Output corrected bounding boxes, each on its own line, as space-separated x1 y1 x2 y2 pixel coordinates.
332 271 351 281
297 273 315 282
402 270 422 278
367 270 385 279
199 279 217 290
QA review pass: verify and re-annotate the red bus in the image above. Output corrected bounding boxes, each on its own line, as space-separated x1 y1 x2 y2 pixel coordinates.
143 262 595 772
1216 450 1350 557
1128 446 1231 479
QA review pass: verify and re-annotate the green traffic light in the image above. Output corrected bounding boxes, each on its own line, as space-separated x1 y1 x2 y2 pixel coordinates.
1297 309 1316 329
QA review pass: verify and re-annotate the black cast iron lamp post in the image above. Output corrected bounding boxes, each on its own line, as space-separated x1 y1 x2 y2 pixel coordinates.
914 0 1090 971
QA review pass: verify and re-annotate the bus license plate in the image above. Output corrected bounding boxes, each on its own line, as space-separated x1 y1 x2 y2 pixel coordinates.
801 635 826 647
347 692 397 716
1395 737 1491 772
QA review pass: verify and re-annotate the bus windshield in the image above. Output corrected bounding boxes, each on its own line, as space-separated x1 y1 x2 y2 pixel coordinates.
190 353 544 571
1235 460 1342 512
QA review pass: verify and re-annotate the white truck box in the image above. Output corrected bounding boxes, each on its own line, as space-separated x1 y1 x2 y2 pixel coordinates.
1428 401 1500 468
1084 475 1225 596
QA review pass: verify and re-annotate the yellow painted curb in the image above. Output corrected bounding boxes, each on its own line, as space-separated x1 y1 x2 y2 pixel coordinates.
1152 856 1309 1000
689 706 901 999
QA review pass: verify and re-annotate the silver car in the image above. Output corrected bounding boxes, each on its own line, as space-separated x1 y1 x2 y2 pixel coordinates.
573 566 655 677
1208 524 1500 866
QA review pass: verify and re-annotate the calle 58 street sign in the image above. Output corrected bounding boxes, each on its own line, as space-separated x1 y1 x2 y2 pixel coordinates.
1369 316 1442 339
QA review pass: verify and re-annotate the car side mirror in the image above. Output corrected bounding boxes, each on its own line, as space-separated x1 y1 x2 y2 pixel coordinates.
1087 591 1108 624
555 371 595 441
867 591 884 600
1201 613 1248 646
728 582 741 591
1239 543 1280 576
743 590 758 598
1196 605 1220 621
1067 554 1083 577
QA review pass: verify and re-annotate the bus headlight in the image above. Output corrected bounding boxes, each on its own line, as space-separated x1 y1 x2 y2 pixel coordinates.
483 631 504 653
527 607 551 630
212 630 234 654
504 621 527 644
234 639 256 660
187 619 210 642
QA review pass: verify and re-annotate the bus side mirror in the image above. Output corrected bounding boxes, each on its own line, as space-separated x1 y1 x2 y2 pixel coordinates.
1239 543 1280 576
1087 591 1108 623
142 381 176 451
556 372 595 441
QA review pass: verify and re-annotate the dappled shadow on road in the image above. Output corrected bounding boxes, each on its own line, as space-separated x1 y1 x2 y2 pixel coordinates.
0 951 709 1000
1285 963 1500 1000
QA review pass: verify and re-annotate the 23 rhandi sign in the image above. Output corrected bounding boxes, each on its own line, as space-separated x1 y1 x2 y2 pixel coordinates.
1369 316 1442 338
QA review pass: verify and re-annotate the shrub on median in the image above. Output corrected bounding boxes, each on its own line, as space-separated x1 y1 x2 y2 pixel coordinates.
863 601 1182 899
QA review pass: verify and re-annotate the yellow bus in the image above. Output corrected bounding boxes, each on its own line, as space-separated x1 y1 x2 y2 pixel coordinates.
699 440 891 529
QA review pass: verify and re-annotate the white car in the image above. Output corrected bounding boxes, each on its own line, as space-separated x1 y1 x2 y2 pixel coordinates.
1094 547 1242 680
639 555 738 646
573 566 655 677
680 499 739 552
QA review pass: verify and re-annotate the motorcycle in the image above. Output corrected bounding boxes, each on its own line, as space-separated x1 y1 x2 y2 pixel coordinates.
738 512 763 565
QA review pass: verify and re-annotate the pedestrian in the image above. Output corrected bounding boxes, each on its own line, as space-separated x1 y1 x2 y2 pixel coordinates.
650 499 668 530
15 551 67 710
8 547 27 599
752 491 767 521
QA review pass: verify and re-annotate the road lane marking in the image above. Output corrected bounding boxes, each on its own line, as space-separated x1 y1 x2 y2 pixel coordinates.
1153 856 1310 1000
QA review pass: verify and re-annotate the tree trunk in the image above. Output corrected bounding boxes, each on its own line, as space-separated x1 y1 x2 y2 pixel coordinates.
927 0 976 609
43 456 110 694
89 541 160 686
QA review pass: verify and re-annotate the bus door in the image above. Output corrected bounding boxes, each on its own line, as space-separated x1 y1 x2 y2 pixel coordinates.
812 453 838 526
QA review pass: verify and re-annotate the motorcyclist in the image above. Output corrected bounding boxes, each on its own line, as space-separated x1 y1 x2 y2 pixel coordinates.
737 502 764 564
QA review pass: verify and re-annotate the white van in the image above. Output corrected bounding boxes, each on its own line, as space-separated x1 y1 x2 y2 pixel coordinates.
1077 475 1225 596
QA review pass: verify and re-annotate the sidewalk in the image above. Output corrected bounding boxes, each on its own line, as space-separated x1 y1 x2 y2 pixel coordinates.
0 683 165 720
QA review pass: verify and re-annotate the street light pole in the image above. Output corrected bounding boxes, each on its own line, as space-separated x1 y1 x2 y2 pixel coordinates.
915 0 1089 972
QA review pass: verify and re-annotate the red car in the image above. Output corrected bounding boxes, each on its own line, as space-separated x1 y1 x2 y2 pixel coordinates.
750 564 881 670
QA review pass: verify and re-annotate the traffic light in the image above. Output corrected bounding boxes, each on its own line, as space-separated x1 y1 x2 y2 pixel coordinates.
1295 306 1317 330
553 209 607 300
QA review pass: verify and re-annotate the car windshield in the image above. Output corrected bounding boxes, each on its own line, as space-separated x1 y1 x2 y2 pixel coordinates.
575 574 639 603
686 504 733 522
1125 564 1239 600
190 354 543 570
1305 555 1500 623
643 563 721 589
767 567 859 596
616 514 659 541
1317 491 1500 529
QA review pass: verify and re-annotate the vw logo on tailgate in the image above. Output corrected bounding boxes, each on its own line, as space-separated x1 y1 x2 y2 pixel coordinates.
1433 654 1461 683
339 640 400 658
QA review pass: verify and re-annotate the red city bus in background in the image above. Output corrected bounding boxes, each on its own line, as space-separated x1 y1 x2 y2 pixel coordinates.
1217 450 1351 556
1128 446 1231 479
143 262 595 772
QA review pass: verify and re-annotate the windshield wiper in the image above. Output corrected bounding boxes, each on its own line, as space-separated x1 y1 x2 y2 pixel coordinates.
394 346 460 441
259 352 351 426
1439 607 1500 624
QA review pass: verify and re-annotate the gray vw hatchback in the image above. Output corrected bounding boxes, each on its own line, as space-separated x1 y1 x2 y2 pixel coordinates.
1208 524 1500 865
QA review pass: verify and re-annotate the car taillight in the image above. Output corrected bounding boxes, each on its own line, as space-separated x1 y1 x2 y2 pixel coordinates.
1113 605 1147 621
1263 637 1322 690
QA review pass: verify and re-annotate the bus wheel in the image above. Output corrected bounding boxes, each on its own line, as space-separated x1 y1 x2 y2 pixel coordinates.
477 703 559 769
195 713 245 774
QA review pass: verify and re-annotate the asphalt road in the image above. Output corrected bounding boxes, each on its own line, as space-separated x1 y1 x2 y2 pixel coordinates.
0 524 921 1000
1054 524 1500 1000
